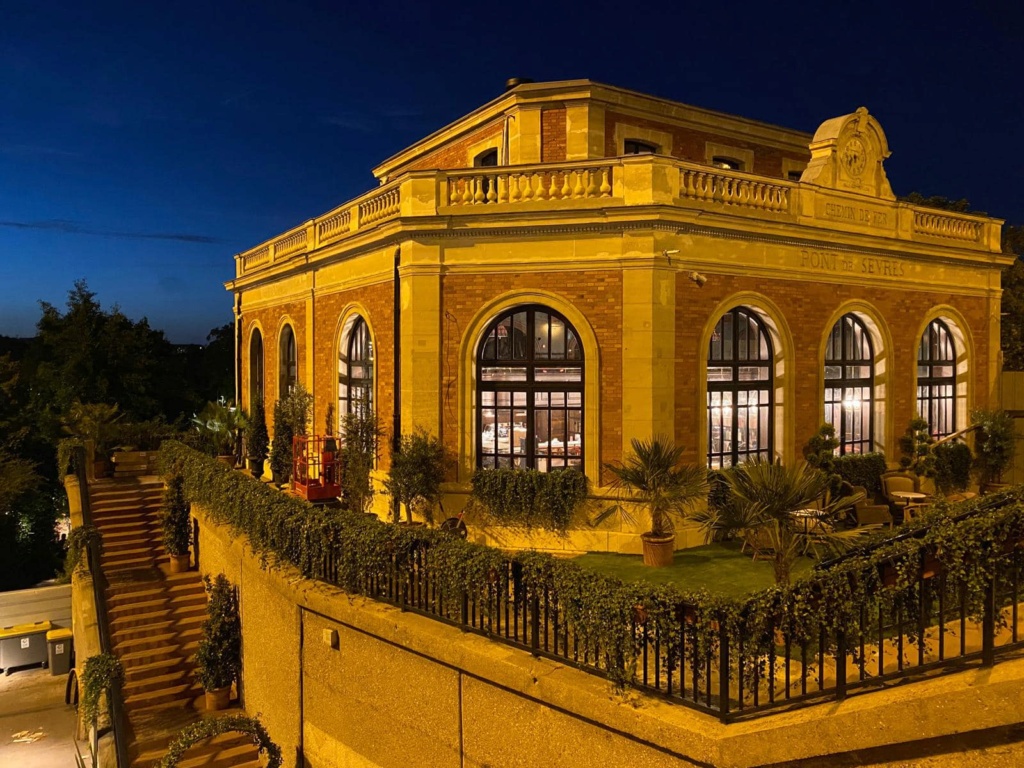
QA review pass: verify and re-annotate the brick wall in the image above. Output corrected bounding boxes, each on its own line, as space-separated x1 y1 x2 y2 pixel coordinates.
403 122 504 173
312 281 396 468
241 300 306 437
541 108 567 162
604 111 809 177
675 276 993 465
442 271 623 484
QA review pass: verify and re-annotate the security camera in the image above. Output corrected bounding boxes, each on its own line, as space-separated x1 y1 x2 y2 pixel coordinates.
688 271 707 287
662 249 680 264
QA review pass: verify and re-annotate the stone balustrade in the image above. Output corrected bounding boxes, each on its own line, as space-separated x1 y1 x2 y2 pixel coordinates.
445 164 614 206
233 157 1000 278
359 186 401 225
913 210 983 243
679 166 792 213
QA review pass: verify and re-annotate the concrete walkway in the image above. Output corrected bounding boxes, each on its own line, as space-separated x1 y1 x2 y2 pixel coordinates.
0 665 79 768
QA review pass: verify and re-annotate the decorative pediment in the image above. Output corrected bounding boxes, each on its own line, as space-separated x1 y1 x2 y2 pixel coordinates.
800 107 894 200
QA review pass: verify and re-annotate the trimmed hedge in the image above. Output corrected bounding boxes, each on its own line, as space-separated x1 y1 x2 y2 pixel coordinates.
159 441 1024 693
470 467 589 532
834 452 888 496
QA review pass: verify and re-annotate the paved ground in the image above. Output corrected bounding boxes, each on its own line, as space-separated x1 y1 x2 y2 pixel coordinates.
0 665 80 767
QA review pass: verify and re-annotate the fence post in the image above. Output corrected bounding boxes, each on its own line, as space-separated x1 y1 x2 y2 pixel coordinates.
835 630 847 701
461 588 469 627
982 571 996 667
531 592 541 654
718 613 730 721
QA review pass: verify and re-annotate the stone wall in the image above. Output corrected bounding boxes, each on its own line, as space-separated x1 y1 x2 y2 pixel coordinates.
194 500 1024 768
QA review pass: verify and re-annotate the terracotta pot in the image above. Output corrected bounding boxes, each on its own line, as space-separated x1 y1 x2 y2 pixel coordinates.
641 533 675 567
205 686 231 711
247 458 264 479
168 553 190 573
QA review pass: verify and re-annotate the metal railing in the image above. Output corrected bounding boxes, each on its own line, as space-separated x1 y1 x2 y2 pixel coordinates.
304 505 1024 723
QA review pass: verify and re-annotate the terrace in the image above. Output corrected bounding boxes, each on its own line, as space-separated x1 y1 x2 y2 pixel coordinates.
232 155 1002 282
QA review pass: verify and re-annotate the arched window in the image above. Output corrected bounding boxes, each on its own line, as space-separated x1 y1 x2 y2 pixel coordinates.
825 314 874 454
279 324 297 396
249 329 264 409
707 307 773 468
918 319 956 438
477 306 583 471
473 148 498 167
339 316 373 419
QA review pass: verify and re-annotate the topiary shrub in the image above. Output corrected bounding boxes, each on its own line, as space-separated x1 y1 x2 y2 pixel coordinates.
194 574 241 692
384 429 447 523
833 452 888 496
341 408 382 514
246 397 269 476
933 440 973 494
899 417 935 477
161 474 190 557
269 399 294 484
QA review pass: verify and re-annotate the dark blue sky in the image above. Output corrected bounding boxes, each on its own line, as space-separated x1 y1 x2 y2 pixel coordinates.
2 0 1022 342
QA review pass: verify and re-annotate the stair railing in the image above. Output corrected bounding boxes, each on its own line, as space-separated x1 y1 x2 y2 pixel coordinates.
75 445 131 768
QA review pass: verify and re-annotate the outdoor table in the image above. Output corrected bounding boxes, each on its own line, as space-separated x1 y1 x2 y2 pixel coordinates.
792 509 825 535
890 491 927 504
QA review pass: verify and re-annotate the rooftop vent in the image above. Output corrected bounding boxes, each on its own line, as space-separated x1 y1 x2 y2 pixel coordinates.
504 77 534 92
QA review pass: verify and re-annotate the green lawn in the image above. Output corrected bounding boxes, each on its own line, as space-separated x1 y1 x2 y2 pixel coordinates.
573 541 813 598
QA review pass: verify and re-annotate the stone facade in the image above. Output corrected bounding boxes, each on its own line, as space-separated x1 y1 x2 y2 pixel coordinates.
227 78 1009 535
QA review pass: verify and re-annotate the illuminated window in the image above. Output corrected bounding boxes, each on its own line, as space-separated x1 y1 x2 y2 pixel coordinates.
712 156 744 171
477 306 583 471
249 329 264 408
918 320 956 438
624 139 658 155
825 314 874 454
339 317 373 418
279 325 297 395
707 307 773 468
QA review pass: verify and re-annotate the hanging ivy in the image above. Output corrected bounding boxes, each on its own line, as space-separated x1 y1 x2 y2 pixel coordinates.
158 441 1024 696
158 714 281 768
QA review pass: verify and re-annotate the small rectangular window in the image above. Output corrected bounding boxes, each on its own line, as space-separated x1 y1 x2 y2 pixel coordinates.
624 139 658 155
712 156 743 171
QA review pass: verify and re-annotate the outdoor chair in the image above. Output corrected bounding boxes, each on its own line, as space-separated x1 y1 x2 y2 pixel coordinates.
849 485 893 530
743 528 777 561
881 471 921 510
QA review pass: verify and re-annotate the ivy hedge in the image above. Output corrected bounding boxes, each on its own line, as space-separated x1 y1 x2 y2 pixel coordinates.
470 467 590 532
158 714 281 768
833 452 888 496
159 441 1024 694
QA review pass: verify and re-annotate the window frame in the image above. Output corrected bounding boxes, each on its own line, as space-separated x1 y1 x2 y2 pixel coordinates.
475 305 584 472
824 313 875 455
706 306 774 468
339 315 374 420
624 139 659 155
917 319 957 438
249 328 264 409
279 324 297 396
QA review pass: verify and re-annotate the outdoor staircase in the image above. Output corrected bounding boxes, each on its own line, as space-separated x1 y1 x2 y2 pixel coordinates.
88 476 260 768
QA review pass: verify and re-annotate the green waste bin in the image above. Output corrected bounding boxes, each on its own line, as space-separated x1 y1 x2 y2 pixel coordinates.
46 628 73 676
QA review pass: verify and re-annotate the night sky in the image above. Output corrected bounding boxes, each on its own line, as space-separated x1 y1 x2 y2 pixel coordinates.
2 0 1022 343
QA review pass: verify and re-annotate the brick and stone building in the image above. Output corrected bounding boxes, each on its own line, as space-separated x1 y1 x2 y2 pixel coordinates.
227 79 1009 545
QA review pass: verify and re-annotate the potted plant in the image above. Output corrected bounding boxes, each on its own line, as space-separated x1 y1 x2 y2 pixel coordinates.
603 436 707 567
247 398 269 479
899 417 935 488
322 403 338 485
192 399 247 465
62 401 122 478
972 408 1016 493
384 429 447 524
269 400 294 486
195 573 241 711
340 406 381 515
932 440 972 495
161 474 191 572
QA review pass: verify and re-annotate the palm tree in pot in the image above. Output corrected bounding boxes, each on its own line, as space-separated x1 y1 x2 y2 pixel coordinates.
195 574 241 711
603 437 707 567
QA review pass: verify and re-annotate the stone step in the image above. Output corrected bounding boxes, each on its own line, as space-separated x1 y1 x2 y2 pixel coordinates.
123 656 195 685
111 604 207 632
122 667 194 697
133 733 258 768
122 689 204 718
112 612 206 643
123 680 203 713
120 639 199 669
114 627 203 656
101 553 162 572
102 536 163 554
107 585 206 613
